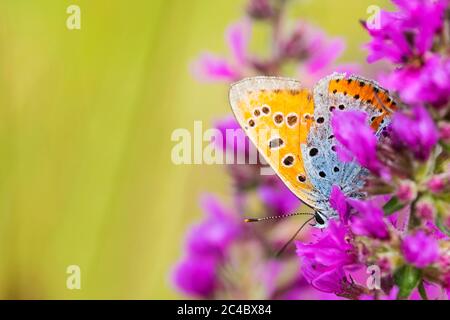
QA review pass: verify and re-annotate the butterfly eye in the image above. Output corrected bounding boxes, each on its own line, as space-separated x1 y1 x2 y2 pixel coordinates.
314 212 326 225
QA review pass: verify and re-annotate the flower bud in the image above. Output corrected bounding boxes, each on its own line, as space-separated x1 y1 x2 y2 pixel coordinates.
396 180 417 203
377 257 392 274
427 175 446 194
246 0 274 20
439 121 450 142
415 200 436 221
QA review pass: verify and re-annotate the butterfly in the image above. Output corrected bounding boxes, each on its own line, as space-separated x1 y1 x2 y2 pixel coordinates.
229 73 397 229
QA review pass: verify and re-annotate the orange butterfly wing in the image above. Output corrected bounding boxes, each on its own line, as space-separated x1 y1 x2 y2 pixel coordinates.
321 73 397 131
229 77 316 208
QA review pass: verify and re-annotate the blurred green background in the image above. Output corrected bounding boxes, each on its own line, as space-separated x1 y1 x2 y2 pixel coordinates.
0 0 390 299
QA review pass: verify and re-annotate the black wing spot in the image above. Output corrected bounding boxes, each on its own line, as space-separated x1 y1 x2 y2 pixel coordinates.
262 105 270 114
319 171 326 178
274 113 284 124
287 114 298 126
309 148 319 157
282 155 295 167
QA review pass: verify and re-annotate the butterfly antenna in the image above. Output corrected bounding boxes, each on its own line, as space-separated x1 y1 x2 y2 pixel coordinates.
244 212 314 223
275 217 315 258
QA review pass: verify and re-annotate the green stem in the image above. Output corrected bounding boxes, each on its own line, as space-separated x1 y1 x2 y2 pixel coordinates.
418 280 428 300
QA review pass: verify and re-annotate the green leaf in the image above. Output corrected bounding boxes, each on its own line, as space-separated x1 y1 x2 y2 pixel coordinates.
383 197 405 216
394 265 421 299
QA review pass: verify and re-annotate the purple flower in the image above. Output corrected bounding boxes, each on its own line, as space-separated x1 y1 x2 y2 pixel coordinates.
364 10 410 64
331 110 388 178
365 0 450 108
391 105 439 161
172 257 217 298
379 55 450 108
299 257 365 298
300 257 348 294
364 0 447 64
227 21 250 67
394 0 448 49
191 21 251 82
258 177 301 215
186 194 240 258
348 198 390 240
303 35 345 74
329 185 349 224
401 230 439 268
296 221 356 269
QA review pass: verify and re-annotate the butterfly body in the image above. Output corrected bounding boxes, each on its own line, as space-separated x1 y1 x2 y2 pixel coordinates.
229 73 396 228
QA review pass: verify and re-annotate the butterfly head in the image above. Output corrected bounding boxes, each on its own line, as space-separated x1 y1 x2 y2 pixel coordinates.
313 211 329 229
